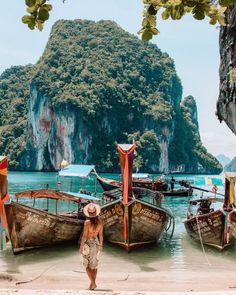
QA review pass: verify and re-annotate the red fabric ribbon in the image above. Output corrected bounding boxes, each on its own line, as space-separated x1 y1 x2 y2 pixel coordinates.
0 194 10 228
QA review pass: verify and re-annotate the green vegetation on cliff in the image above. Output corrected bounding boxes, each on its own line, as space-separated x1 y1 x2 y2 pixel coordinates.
0 19 222 173
0 65 33 169
29 20 181 172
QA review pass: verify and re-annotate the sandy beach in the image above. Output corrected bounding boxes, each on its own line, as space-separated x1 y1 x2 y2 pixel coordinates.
1 241 236 295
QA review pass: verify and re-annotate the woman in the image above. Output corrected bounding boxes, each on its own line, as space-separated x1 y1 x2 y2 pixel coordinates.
79 203 103 290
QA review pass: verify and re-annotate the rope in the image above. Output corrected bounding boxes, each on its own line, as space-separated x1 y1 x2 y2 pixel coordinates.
196 215 211 266
16 261 61 285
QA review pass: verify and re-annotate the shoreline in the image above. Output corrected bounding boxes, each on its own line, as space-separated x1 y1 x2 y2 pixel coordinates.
1 243 236 294
1 290 236 295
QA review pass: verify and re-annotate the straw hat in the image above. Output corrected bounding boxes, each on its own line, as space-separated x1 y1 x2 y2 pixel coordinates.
83 203 101 218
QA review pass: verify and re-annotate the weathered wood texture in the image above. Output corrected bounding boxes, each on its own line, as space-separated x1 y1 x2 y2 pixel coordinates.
5 203 84 254
100 194 170 251
184 199 236 250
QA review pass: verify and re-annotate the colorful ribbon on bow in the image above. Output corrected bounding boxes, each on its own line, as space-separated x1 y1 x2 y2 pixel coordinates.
0 193 10 250
117 144 136 243
0 156 9 250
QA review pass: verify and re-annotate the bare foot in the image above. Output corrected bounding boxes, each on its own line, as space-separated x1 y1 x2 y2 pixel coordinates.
90 283 97 290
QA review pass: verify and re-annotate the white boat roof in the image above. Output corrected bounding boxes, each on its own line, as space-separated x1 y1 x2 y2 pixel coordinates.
132 173 149 179
61 191 100 201
58 165 95 178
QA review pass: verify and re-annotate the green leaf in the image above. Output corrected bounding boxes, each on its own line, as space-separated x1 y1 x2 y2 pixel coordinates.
38 8 49 21
26 5 38 14
37 0 46 4
193 11 205 20
28 23 35 30
36 20 44 31
209 16 217 25
219 0 232 6
193 5 205 20
22 15 35 24
42 4 53 11
147 15 156 27
170 7 183 20
137 27 145 35
185 0 196 7
25 0 36 7
147 5 157 15
150 27 160 35
142 29 153 41
27 17 36 29
142 18 149 27
161 9 170 20
217 15 226 25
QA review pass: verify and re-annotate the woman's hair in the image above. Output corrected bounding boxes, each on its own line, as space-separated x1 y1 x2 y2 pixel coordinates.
88 216 99 227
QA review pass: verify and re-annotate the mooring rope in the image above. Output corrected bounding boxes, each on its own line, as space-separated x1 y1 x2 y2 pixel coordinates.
196 215 211 266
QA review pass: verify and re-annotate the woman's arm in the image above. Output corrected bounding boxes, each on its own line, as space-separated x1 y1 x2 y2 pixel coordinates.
98 221 103 249
79 221 89 254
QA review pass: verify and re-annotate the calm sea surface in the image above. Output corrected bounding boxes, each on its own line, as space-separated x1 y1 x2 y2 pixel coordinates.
2 171 236 272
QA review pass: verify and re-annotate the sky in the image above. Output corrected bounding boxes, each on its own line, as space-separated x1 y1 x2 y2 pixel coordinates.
1 0 236 160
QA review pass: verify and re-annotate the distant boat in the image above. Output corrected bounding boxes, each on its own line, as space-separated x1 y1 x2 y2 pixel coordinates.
184 173 236 250
5 189 100 254
162 188 192 197
96 174 192 197
100 143 174 252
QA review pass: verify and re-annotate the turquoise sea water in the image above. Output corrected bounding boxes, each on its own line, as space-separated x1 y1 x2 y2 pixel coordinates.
3 171 236 271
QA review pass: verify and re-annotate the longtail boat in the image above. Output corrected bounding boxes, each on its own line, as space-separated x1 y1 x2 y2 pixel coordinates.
96 173 192 197
184 173 236 250
5 188 99 254
96 173 168 192
4 163 102 254
100 144 174 252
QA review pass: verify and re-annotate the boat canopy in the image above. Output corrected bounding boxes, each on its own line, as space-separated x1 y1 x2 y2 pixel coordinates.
62 191 100 201
132 173 149 179
194 176 223 186
14 189 99 203
58 165 95 178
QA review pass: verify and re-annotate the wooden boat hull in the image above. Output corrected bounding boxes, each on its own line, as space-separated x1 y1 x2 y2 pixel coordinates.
96 175 120 191
184 209 236 250
100 198 170 252
102 187 163 207
5 203 84 254
163 188 192 197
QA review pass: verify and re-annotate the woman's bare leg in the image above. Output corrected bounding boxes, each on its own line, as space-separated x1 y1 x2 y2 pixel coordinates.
90 269 97 289
94 269 98 288
86 267 94 289
94 268 98 281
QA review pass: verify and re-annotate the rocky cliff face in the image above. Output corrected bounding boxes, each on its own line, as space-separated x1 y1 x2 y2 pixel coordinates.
224 156 236 172
217 6 236 133
0 19 222 173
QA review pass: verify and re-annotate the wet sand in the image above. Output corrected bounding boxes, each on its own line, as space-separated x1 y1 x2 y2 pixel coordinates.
1 241 236 294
